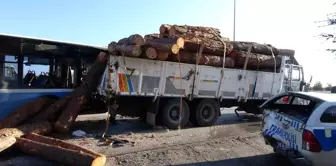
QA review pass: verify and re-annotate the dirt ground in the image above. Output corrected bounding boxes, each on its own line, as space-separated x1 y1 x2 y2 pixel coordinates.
0 109 310 166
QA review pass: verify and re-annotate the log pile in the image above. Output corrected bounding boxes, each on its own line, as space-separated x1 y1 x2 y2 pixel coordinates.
0 52 108 166
108 24 295 71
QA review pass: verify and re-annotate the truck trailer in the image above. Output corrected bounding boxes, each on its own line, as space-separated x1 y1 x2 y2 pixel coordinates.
97 50 307 129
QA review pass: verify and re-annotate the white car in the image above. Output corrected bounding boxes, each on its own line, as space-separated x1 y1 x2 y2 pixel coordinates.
260 91 336 166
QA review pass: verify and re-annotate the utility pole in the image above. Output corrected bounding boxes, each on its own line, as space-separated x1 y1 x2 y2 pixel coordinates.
233 0 236 41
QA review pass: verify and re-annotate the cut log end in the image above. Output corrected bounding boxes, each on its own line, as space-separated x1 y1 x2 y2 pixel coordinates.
176 37 185 48
92 157 107 166
157 52 169 61
128 34 145 46
132 46 142 57
145 47 158 60
108 41 117 53
171 44 180 54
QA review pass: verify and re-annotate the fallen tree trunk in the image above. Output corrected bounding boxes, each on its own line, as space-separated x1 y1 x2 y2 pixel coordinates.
115 45 142 57
168 25 221 39
16 134 106 166
31 95 72 122
145 39 180 54
0 121 52 152
0 96 56 129
231 41 279 56
144 33 160 40
54 52 108 133
141 47 158 60
229 51 281 69
169 51 235 67
183 36 233 56
159 24 172 38
118 34 145 46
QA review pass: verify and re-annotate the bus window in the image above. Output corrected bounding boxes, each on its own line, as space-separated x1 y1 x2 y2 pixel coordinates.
23 56 50 88
0 55 19 89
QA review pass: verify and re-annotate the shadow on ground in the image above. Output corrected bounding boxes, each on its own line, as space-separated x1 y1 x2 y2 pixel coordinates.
173 153 310 166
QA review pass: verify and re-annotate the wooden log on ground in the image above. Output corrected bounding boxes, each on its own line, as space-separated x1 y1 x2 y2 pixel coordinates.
144 33 160 40
157 51 169 61
0 96 56 129
168 51 235 68
54 52 108 133
16 134 106 166
141 47 158 60
118 34 145 46
115 45 142 57
145 39 180 54
229 51 281 69
168 25 221 39
0 121 52 152
231 41 279 56
159 24 172 38
32 95 72 122
183 36 233 56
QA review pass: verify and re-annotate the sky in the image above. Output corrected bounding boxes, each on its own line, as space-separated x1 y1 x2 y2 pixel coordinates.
0 0 335 86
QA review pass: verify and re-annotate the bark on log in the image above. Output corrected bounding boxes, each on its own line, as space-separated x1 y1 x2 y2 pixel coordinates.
144 33 160 40
115 45 142 57
118 34 145 46
0 121 52 152
141 47 158 60
54 52 108 133
168 51 235 68
159 24 172 38
16 134 106 166
147 37 184 49
157 51 169 61
168 25 221 38
0 96 56 129
32 95 72 122
145 39 180 54
184 36 233 56
229 51 281 69
231 41 279 56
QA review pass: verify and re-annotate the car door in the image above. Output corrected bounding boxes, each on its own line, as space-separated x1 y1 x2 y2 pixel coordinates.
262 94 309 151
307 103 336 165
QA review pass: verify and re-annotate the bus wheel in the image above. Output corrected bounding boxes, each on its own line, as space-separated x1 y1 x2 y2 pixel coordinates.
193 99 219 127
161 99 190 129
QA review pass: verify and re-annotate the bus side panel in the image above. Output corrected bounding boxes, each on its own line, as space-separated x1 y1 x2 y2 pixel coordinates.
0 89 71 120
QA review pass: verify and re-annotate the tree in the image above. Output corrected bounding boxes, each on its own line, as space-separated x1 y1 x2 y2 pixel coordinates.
325 83 333 91
312 81 323 91
317 2 336 53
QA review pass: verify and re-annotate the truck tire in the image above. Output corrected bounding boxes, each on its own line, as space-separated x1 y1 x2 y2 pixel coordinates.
161 99 190 129
191 99 219 127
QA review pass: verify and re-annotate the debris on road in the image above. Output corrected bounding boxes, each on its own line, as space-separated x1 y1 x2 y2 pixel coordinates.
72 130 87 137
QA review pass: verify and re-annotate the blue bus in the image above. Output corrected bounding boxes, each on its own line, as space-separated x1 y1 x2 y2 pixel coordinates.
0 33 107 119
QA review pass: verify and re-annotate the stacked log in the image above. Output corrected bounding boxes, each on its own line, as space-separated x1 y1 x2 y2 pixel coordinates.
107 24 294 71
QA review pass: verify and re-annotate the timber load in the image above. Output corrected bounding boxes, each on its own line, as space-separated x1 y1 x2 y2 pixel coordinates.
108 24 295 71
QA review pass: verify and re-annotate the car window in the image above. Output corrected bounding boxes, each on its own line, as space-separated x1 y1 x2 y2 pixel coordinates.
320 106 336 123
292 97 310 105
274 96 292 104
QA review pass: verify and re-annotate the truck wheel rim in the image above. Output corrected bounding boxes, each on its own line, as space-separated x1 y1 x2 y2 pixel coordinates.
169 106 180 121
201 105 214 121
